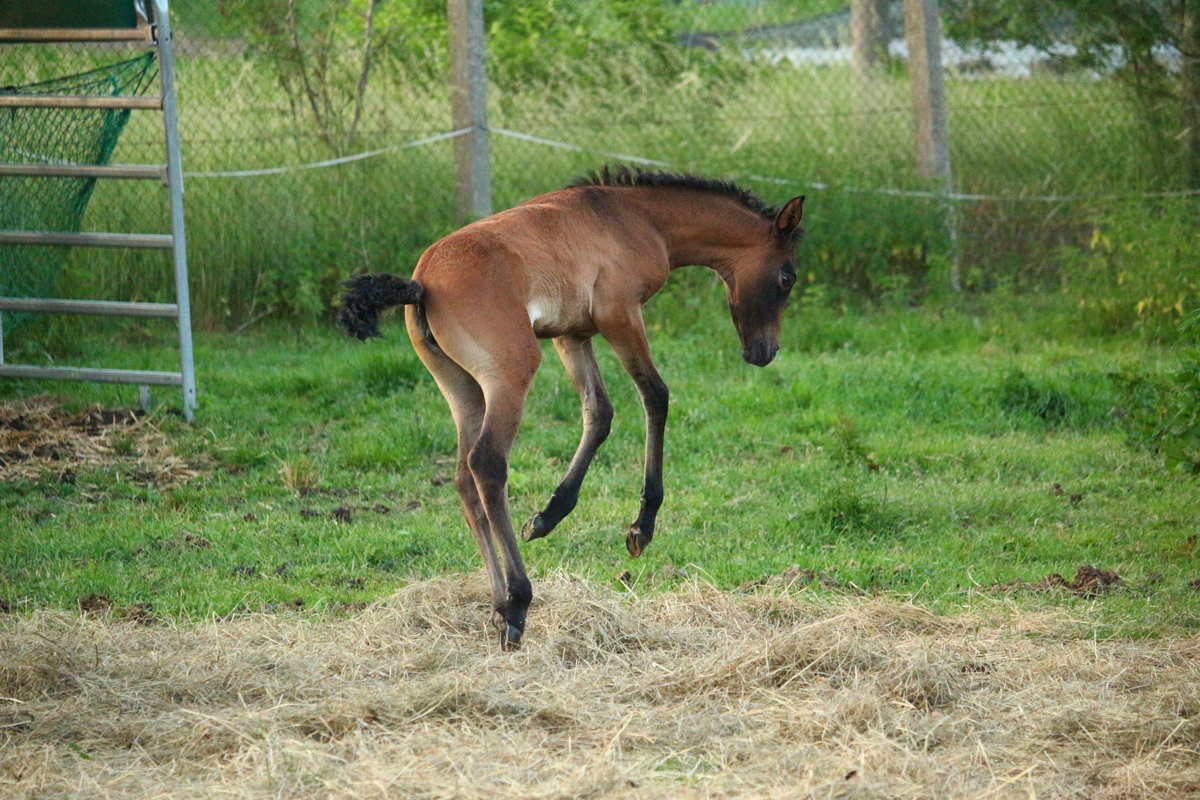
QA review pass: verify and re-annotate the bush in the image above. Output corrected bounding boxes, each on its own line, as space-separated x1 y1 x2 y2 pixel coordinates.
1111 308 1200 476
1058 201 1200 341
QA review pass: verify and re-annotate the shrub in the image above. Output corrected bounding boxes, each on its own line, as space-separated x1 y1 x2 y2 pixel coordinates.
1112 309 1200 476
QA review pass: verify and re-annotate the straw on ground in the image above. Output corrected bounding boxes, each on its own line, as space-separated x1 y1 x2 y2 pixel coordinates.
2 573 1198 799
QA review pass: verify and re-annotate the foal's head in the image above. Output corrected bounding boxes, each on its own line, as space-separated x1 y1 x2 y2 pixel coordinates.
727 195 805 367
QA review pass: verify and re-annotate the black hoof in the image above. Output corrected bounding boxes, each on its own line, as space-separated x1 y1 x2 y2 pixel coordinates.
521 513 552 542
626 526 652 558
493 610 526 651
500 624 523 651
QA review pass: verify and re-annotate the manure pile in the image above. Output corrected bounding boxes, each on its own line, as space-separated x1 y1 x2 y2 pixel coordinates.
0 396 201 484
2 575 1199 799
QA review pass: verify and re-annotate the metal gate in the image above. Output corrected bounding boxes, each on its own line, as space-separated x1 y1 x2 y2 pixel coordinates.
0 0 196 420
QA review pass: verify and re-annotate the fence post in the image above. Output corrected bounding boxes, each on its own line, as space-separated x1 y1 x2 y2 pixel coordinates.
447 0 492 221
903 0 958 291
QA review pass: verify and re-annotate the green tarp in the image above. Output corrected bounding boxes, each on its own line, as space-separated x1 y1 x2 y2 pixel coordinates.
0 1 141 30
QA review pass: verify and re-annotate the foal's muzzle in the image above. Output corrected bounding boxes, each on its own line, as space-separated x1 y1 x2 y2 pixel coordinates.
742 340 778 367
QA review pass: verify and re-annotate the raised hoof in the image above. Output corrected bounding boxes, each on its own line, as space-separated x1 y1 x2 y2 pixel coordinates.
626 526 652 558
521 513 552 542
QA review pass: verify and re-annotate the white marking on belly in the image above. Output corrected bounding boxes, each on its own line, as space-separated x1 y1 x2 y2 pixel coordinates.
527 298 558 330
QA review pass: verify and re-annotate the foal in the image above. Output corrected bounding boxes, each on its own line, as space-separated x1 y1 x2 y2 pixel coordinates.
341 166 804 648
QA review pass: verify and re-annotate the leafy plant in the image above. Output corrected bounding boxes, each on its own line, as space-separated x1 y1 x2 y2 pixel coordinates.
1058 202 1200 341
1110 308 1200 475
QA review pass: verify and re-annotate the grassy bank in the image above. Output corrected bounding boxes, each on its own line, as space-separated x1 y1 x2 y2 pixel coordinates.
2 297 1197 633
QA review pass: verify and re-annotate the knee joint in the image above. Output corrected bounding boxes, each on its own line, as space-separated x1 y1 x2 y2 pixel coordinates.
588 398 614 441
645 380 668 419
453 467 476 497
468 441 507 487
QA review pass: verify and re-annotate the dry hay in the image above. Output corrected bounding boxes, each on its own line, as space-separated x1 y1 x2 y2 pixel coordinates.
2 574 1199 800
0 395 201 484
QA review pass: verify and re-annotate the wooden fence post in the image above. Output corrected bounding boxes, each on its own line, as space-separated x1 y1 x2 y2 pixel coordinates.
904 0 959 291
447 0 491 221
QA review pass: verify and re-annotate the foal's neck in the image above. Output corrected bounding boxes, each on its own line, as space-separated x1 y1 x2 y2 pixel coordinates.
631 189 771 281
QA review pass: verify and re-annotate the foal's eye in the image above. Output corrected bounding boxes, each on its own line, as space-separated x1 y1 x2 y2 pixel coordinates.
780 272 796 290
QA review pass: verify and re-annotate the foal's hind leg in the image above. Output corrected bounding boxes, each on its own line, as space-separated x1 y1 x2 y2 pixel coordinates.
405 310 507 636
469 368 540 648
422 301 543 648
522 336 613 542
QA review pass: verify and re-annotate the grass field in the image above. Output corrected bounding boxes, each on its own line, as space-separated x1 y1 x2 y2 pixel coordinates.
2 293 1197 631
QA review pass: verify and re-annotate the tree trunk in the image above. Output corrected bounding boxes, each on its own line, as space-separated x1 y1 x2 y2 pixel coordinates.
851 0 891 77
1182 0 1200 191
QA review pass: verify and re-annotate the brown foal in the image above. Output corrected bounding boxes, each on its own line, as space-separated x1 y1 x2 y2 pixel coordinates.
340 166 804 648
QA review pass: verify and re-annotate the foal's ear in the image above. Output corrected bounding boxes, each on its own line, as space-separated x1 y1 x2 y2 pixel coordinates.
774 196 805 235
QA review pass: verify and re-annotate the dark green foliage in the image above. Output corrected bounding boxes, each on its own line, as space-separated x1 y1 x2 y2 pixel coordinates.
485 0 679 89
1111 309 1200 476
995 369 1068 425
358 349 427 397
806 472 902 538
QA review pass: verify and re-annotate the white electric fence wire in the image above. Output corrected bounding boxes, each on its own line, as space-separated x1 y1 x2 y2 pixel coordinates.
181 128 474 178
180 124 1200 203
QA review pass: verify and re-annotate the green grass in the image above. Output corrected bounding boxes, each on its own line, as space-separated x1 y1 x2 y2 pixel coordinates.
2 295 1197 634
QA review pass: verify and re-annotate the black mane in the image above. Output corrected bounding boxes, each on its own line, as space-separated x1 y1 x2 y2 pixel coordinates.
569 165 777 219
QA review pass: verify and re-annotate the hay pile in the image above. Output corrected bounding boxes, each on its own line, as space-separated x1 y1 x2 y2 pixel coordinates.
2 574 1198 799
0 395 200 483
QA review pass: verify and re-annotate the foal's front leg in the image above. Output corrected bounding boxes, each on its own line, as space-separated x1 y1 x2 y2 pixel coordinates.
522 336 613 542
600 313 669 558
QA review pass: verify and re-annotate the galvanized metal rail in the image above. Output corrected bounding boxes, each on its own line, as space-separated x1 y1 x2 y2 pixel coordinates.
0 95 163 109
0 298 178 318
0 0 197 420
0 231 174 248
0 27 153 43
0 163 166 181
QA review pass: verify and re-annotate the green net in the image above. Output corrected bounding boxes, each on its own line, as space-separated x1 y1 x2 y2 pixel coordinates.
0 53 155 329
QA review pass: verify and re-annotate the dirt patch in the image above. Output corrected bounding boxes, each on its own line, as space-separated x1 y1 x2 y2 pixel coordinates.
738 564 844 591
4 574 1197 799
0 395 203 484
77 593 111 616
133 532 211 555
1001 564 1124 596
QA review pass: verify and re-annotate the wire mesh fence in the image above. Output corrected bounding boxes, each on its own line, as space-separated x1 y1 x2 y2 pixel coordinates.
1 0 1194 330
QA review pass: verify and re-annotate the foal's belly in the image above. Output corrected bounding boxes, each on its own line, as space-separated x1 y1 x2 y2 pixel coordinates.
526 293 595 339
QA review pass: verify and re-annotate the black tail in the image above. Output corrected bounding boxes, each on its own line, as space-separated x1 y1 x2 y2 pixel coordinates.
338 273 425 341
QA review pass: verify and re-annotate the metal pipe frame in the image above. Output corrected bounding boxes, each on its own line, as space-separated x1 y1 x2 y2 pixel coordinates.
154 0 196 421
0 27 152 43
0 0 198 421
0 230 174 248
0 298 178 318
0 163 166 181
0 364 182 387
0 95 163 109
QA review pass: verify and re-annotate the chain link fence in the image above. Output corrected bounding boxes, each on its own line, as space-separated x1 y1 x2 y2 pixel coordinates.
1 0 1194 330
